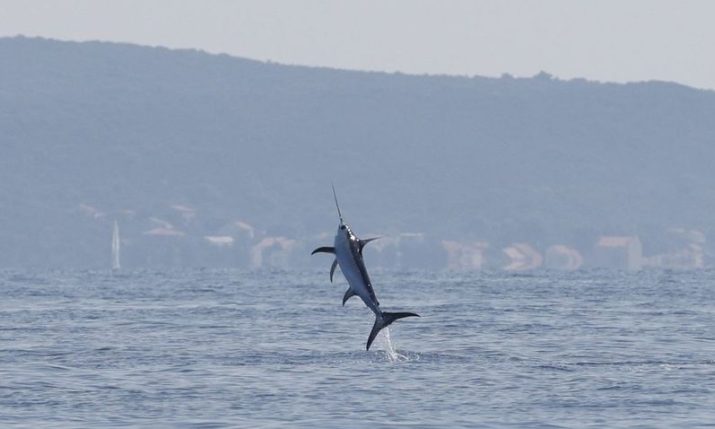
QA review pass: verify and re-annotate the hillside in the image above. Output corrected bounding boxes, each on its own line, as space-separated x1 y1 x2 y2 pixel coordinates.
1 36 714 269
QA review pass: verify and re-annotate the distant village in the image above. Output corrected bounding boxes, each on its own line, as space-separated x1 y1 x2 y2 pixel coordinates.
83 203 707 272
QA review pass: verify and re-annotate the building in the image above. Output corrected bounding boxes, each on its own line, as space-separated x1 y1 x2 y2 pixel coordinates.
593 236 642 271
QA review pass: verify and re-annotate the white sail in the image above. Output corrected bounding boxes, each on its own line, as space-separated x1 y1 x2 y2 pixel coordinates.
112 220 121 271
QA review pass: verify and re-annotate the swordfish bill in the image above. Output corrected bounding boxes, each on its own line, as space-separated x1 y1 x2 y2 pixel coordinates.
311 185 419 350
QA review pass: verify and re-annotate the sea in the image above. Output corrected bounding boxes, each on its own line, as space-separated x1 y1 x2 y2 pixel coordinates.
1 269 714 428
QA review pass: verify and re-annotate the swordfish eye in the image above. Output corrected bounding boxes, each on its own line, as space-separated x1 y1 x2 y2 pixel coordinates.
340 225 346 230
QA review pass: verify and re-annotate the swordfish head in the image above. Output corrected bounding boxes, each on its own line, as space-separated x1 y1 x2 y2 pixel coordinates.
334 220 355 249
330 184 359 254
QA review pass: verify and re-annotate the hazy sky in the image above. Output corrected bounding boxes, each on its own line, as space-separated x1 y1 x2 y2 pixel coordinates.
2 0 714 90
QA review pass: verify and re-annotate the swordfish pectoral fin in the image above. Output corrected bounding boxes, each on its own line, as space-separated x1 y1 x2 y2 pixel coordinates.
311 246 335 255
330 259 338 282
366 311 420 351
358 237 381 254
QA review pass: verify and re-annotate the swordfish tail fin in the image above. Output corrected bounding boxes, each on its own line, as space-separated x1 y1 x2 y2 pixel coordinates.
366 311 420 351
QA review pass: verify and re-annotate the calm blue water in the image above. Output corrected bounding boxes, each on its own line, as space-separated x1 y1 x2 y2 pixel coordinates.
1 269 714 428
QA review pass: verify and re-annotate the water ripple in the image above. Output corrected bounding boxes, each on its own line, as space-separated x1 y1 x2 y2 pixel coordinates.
1 269 715 427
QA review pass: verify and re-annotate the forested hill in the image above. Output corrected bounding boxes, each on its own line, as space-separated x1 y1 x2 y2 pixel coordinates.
2 36 714 268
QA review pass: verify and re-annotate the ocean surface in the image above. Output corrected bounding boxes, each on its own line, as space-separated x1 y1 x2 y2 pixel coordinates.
1 269 714 428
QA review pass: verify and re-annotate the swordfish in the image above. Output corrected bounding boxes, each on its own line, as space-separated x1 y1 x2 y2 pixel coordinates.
312 186 419 350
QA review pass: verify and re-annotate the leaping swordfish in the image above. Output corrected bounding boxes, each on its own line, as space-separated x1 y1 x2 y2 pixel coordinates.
311 185 419 350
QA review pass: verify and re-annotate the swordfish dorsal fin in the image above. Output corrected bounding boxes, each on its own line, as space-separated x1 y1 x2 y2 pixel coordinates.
330 259 338 282
311 246 335 255
358 237 380 254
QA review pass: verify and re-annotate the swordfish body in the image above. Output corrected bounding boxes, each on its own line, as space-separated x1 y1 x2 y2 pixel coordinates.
312 187 419 350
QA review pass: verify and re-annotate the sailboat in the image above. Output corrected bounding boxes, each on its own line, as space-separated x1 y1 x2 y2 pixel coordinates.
112 220 121 271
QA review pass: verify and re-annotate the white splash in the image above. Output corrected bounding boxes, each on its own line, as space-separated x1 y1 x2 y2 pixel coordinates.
379 327 408 362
